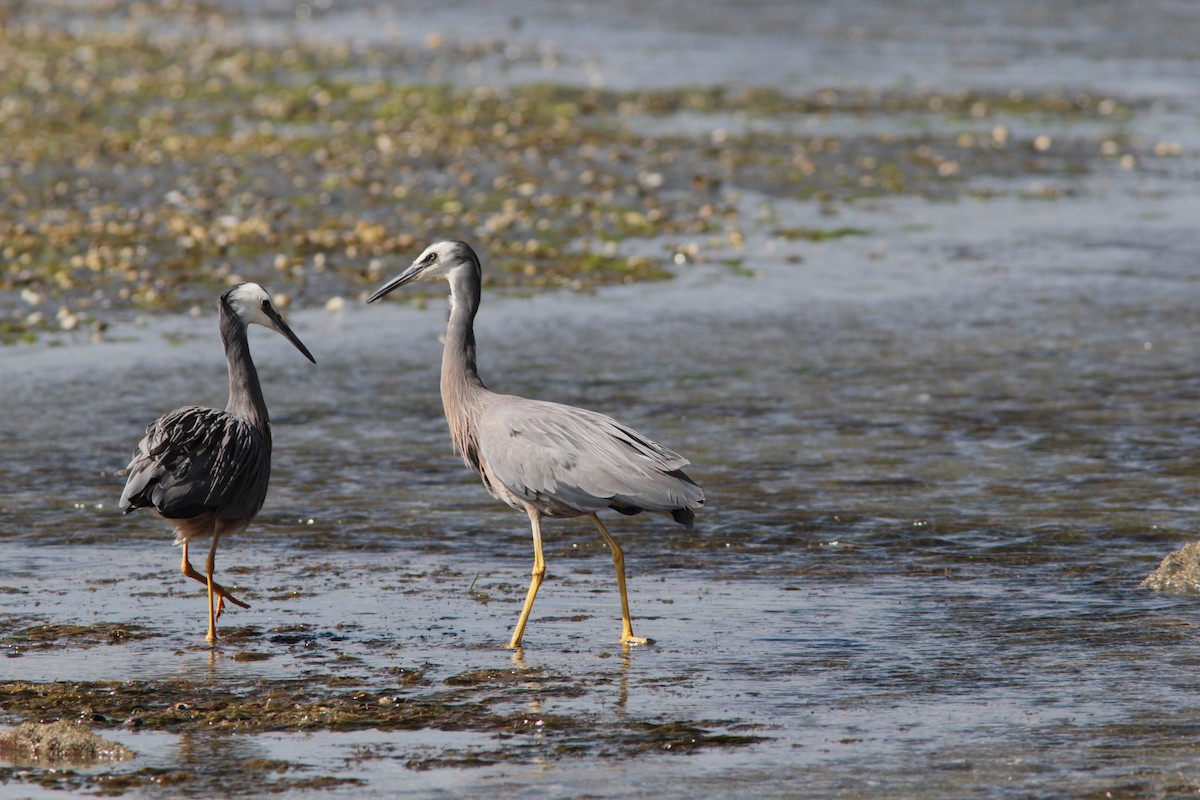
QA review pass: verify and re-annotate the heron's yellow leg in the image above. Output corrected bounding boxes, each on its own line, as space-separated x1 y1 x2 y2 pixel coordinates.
506 508 546 649
204 533 221 645
180 542 250 616
590 514 650 645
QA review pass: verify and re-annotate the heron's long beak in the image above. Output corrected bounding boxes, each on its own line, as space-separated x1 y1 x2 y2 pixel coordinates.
366 259 426 303
267 306 317 363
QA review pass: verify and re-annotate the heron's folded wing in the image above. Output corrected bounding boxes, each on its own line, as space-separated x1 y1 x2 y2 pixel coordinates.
477 397 702 513
119 406 271 520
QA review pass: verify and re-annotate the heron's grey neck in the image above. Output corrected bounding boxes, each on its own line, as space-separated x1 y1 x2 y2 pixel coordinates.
220 302 271 438
441 268 490 469
442 274 486 388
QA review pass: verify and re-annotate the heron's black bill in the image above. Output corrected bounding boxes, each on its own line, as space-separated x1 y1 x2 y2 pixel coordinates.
366 260 425 303
269 308 317 363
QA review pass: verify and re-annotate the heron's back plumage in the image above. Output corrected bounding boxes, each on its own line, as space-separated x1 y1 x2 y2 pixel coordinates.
474 396 704 526
119 406 272 527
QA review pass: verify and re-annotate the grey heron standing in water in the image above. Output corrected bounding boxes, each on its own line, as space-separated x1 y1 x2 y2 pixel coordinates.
119 283 315 645
368 240 704 648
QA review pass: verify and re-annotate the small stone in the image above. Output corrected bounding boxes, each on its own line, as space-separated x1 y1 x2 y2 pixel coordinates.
1141 541 1200 595
0 721 134 764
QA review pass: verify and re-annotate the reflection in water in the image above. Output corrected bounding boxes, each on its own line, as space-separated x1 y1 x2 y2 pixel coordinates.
173 732 272 794
616 645 633 711
175 731 246 767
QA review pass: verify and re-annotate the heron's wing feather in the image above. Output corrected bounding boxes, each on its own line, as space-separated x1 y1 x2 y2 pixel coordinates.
478 398 703 513
119 406 271 520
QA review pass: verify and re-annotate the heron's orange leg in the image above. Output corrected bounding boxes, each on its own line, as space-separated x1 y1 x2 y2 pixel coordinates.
590 514 650 646
506 508 546 649
204 533 222 645
180 542 250 618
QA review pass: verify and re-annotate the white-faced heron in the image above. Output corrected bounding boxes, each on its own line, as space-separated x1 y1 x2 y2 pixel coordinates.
119 283 315 644
368 240 704 648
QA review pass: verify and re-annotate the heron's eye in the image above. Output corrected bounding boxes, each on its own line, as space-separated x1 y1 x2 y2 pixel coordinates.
261 300 270 310
423 252 437 265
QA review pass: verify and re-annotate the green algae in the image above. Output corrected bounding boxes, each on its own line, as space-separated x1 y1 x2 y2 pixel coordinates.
773 226 870 242
0 762 364 796
3 623 157 652
0 675 765 748
0 5 1171 342
0 672 765 796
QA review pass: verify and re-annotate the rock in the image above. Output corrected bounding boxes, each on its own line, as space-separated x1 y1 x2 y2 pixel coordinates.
0 720 134 765
1141 541 1200 595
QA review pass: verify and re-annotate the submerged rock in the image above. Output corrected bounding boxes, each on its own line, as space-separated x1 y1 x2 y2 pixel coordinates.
0 720 134 765
1141 541 1200 595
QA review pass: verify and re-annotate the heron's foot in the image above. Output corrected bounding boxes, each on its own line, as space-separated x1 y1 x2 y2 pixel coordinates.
621 634 653 646
503 639 523 650
211 584 250 617
218 584 250 609
182 566 251 613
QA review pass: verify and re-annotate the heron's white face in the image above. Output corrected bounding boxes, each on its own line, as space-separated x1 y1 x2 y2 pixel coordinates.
224 282 277 328
366 240 480 304
412 240 473 282
222 281 316 363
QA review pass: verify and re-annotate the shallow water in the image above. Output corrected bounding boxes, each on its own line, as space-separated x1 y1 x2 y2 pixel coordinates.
6 1 1200 798
7 184 1200 796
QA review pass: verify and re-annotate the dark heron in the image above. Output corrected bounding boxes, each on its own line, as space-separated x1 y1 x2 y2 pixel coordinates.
119 283 315 644
368 240 704 648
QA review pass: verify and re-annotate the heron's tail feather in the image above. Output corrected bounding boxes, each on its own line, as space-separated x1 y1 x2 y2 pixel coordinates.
119 463 159 514
671 507 695 530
